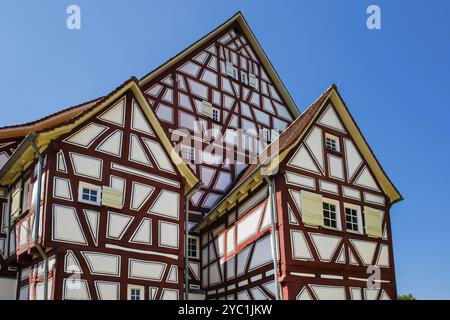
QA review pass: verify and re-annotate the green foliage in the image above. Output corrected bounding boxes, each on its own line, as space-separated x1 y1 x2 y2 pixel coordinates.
398 294 416 300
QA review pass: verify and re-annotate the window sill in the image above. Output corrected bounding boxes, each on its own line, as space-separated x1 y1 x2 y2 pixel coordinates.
78 199 101 207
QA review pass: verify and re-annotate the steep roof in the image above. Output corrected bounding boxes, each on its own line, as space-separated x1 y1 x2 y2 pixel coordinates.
194 84 402 231
0 78 199 193
0 98 102 140
139 12 300 119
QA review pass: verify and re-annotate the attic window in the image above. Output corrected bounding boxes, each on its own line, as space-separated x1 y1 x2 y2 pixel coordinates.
241 71 249 85
325 134 339 152
226 62 238 80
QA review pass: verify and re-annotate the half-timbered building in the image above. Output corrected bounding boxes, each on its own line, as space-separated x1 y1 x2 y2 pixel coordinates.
0 13 401 300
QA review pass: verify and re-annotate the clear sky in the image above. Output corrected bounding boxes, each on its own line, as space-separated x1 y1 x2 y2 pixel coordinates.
1 1 449 299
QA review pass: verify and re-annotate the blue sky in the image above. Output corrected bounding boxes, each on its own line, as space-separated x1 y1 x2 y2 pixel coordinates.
1 1 449 299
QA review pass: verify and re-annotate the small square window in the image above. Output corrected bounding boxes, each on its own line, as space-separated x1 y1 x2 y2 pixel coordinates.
323 202 338 229
128 285 144 300
212 108 220 122
181 146 195 162
248 73 258 90
345 208 359 232
188 236 199 258
226 62 238 80
78 182 101 206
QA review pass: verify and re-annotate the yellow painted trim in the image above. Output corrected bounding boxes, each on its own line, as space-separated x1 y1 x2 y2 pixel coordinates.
327 91 401 204
139 12 300 119
1 81 199 193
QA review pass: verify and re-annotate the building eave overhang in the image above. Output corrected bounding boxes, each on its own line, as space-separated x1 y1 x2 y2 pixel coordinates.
0 79 199 193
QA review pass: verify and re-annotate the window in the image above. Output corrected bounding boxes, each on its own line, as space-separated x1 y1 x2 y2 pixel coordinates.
188 236 199 258
241 71 249 85
127 285 144 300
212 108 220 122
201 100 213 118
22 179 31 212
345 208 359 232
248 73 258 90
11 182 22 218
263 128 271 144
181 146 195 162
323 202 337 229
78 182 101 206
226 62 238 80
325 134 339 152
326 137 337 151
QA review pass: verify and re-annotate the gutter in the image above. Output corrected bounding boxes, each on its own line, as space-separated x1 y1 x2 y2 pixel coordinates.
30 140 48 301
184 181 202 300
264 176 282 300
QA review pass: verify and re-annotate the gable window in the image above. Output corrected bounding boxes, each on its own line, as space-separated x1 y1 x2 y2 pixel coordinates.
212 108 220 122
188 236 199 258
127 285 144 300
78 182 101 206
262 128 272 144
241 71 249 85
225 62 238 80
325 134 339 152
181 146 195 162
345 207 359 232
22 179 31 212
201 100 213 118
323 202 337 229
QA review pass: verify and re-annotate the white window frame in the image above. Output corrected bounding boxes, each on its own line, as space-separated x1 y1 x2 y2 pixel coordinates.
325 133 340 152
181 146 195 162
22 178 31 212
322 198 341 230
241 71 249 85
127 285 144 300
248 73 258 90
225 62 238 80
201 100 213 118
344 203 363 234
77 182 101 206
187 235 200 259
212 108 220 122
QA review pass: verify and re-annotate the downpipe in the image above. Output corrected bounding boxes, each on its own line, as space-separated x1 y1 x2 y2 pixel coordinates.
264 176 282 300
30 141 48 300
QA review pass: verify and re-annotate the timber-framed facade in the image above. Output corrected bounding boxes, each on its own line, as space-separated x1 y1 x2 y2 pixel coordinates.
0 12 401 300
